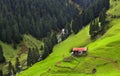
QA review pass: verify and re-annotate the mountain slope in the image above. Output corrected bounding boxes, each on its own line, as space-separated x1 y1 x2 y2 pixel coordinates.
17 25 91 76
0 34 43 74
17 19 120 76
17 0 120 76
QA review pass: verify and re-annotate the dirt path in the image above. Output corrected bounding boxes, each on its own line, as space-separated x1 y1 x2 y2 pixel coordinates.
88 55 120 71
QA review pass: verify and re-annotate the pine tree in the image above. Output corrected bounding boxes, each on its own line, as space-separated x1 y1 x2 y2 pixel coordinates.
51 33 58 46
66 23 72 36
8 61 14 76
0 69 3 76
42 45 49 59
27 48 32 66
89 19 100 39
94 19 99 33
72 18 80 34
27 48 40 66
34 48 40 62
99 8 107 34
32 48 40 64
89 21 94 37
15 57 21 73
0 45 5 63
99 8 106 25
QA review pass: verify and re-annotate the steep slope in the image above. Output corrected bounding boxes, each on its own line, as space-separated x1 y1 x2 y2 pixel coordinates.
17 25 91 76
17 19 120 76
17 0 120 76
0 34 43 74
0 0 78 43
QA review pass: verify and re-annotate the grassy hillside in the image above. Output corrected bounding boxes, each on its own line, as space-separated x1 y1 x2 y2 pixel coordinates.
107 0 120 16
17 23 91 76
17 0 120 76
0 34 43 74
17 18 120 76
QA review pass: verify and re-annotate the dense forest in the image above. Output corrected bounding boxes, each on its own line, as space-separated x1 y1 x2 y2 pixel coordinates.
72 0 109 34
0 0 110 76
0 0 109 44
0 0 110 62
72 0 96 9
0 0 78 44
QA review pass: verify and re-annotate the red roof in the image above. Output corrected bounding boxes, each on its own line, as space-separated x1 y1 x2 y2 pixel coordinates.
73 48 87 52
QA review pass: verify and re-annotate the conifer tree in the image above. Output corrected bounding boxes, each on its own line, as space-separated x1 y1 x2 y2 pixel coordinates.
99 8 107 34
8 61 14 76
51 33 58 46
27 48 32 66
15 57 21 73
0 69 3 76
0 45 5 63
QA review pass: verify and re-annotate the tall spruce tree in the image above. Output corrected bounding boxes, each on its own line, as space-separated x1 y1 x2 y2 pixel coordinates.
0 45 5 63
99 8 107 33
15 57 21 73
27 48 32 66
8 61 14 76
51 33 58 46
89 19 99 39
0 69 3 76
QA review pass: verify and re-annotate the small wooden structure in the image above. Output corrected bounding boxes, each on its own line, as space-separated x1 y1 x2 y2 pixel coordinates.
72 47 87 56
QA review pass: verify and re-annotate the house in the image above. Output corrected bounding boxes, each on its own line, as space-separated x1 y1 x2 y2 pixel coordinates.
72 47 87 56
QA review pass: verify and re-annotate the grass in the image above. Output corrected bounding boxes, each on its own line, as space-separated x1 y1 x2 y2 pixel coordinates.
107 0 120 16
17 24 91 76
0 34 43 74
0 41 20 73
1 0 120 75
23 34 43 49
17 0 120 75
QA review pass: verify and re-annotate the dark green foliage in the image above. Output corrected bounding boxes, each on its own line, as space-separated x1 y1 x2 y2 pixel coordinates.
42 44 49 59
51 33 58 46
27 49 32 66
72 0 109 34
89 19 100 39
8 61 15 76
33 48 40 63
0 69 3 76
0 45 5 63
27 48 40 66
0 0 78 43
89 7 107 39
99 8 106 24
73 0 96 9
66 24 72 36
15 57 21 73
40 45 44 50
13 42 17 49
72 18 81 34
42 33 58 59
99 8 107 34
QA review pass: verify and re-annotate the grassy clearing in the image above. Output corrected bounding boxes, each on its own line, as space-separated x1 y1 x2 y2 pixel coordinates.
18 12 120 76
107 0 120 16
23 34 43 49
0 34 43 74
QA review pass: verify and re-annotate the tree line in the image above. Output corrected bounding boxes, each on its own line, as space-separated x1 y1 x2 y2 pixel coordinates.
0 45 21 76
89 8 107 39
26 0 110 70
0 0 78 44
72 0 109 34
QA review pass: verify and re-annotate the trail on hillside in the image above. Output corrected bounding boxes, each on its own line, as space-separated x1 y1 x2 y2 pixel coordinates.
88 55 120 71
